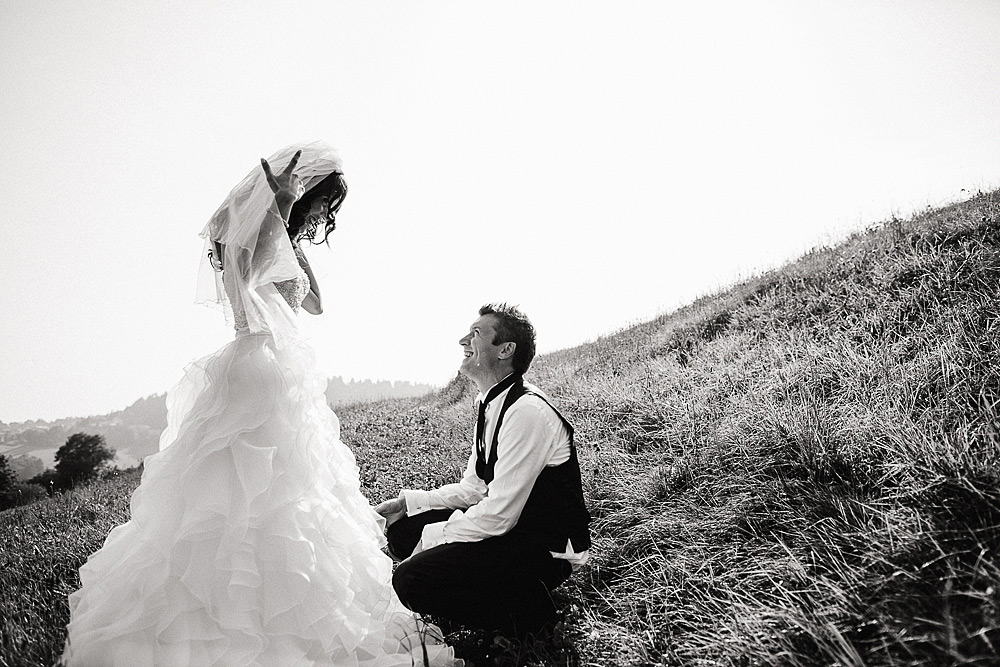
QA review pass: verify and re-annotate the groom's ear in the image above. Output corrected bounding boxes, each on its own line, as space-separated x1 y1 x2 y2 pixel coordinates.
498 342 516 360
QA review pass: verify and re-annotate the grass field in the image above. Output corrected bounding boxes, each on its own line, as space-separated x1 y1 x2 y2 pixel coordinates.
2 190 998 666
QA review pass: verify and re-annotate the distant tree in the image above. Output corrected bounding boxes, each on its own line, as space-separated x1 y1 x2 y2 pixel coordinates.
54 433 116 488
28 468 60 494
0 456 16 492
0 455 48 510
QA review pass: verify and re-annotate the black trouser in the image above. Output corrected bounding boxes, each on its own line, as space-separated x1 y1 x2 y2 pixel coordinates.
388 509 572 636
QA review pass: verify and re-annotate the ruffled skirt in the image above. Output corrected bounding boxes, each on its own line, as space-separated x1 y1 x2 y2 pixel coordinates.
61 332 459 666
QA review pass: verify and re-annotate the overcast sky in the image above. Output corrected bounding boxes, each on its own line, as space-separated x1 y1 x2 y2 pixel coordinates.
1 1 999 423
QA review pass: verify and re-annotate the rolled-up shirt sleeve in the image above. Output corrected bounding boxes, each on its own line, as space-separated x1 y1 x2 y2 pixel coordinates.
420 398 568 547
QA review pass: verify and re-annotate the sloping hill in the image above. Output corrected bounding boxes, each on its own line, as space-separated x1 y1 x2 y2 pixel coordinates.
2 190 997 666
526 192 1000 665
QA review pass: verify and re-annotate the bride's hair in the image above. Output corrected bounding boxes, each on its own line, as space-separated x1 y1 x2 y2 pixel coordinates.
287 171 348 244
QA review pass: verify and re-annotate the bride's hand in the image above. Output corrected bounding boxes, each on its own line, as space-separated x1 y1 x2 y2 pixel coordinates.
260 149 305 209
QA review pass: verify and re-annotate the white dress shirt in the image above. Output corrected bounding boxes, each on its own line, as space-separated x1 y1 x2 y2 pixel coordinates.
401 378 590 569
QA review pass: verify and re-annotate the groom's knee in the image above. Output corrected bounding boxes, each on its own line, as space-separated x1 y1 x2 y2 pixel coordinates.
386 510 452 561
385 522 411 562
391 558 425 611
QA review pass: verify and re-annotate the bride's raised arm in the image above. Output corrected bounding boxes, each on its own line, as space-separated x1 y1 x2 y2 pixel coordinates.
260 149 304 223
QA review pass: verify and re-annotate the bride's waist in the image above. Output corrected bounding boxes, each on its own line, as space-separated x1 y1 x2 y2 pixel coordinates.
234 328 273 338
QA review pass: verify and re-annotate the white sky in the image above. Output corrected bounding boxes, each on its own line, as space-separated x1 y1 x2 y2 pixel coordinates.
2 1 999 423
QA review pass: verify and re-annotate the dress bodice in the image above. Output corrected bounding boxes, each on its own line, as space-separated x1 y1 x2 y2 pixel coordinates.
275 271 312 311
223 260 311 332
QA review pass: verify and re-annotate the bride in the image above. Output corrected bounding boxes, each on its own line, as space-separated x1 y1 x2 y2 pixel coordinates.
60 141 460 667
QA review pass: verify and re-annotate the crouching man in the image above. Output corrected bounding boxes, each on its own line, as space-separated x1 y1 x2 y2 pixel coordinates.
376 303 591 636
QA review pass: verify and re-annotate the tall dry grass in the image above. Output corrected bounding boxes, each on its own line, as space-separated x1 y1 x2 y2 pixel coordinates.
518 190 1000 665
0 470 139 667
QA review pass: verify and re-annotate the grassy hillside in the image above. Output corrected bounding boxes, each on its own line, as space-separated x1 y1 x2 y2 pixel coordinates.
0 470 140 666
2 190 998 666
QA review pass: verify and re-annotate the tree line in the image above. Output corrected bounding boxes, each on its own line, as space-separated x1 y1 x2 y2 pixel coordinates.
0 433 118 511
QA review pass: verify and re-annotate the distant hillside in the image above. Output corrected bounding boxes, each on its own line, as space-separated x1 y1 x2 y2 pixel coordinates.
325 376 435 406
0 377 435 468
0 394 168 468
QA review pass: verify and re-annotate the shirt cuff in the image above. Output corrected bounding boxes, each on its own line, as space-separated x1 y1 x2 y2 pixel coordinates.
401 489 433 515
420 521 448 551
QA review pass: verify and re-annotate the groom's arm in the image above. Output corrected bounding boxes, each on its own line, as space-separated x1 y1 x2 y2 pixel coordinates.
416 398 568 551
400 449 486 515
376 451 484 526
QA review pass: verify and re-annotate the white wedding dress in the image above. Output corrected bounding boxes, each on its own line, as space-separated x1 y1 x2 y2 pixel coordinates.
61 265 459 666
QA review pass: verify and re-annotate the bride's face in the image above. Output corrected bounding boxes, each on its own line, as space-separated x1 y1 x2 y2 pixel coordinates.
307 196 331 220
308 180 346 224
302 195 336 235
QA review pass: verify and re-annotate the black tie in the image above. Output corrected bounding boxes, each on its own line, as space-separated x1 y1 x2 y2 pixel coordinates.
475 374 521 454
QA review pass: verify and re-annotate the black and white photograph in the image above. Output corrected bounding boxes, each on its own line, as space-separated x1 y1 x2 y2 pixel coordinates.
2 2 999 665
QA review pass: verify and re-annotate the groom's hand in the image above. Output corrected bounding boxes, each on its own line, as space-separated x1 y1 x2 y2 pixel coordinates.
375 497 407 527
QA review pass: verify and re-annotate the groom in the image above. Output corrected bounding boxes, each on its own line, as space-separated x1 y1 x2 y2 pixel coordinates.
375 303 591 636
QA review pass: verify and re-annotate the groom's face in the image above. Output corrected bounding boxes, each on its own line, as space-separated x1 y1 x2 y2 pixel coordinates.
459 314 506 380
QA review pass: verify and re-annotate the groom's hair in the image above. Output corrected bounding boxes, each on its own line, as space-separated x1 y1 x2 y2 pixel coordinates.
479 303 536 374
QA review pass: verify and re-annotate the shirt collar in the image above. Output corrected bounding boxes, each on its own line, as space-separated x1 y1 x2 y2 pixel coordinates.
476 372 517 404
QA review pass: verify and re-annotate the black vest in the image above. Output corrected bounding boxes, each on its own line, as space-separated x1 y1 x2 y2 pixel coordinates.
475 378 592 553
